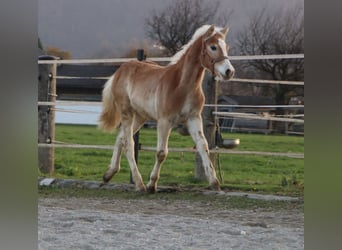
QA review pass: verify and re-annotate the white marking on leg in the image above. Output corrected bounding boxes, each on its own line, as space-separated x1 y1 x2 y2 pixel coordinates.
103 128 124 182
147 120 171 192
110 129 124 169
187 117 219 188
122 120 146 191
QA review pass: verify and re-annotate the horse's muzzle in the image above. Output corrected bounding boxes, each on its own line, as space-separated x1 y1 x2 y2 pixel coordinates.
214 58 235 81
225 68 235 80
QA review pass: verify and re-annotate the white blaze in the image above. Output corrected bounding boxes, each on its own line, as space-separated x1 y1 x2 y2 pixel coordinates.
214 39 235 80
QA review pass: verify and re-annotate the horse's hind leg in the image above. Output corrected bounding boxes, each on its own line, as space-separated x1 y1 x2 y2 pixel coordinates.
187 116 220 191
122 115 146 192
146 119 172 193
103 127 124 183
103 115 146 185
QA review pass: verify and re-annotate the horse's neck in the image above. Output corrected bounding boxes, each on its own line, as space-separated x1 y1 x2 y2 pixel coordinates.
176 39 205 90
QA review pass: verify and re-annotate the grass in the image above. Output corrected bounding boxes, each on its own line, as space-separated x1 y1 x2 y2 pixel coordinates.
40 124 304 196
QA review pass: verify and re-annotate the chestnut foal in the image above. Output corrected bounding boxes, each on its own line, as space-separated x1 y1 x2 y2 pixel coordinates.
98 25 235 192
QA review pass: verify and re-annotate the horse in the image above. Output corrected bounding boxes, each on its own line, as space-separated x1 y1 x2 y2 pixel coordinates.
98 24 235 193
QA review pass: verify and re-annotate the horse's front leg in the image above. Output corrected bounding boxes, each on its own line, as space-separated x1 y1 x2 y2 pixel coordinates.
146 119 172 193
187 116 220 191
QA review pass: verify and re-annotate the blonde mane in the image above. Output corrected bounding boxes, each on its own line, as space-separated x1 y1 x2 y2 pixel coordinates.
169 24 223 65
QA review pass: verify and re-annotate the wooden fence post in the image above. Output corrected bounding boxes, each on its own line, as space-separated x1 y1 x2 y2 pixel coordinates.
38 56 57 174
195 72 217 180
130 49 145 184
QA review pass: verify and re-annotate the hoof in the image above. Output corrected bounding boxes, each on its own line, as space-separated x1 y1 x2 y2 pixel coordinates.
210 180 221 191
103 169 116 183
99 182 107 187
146 182 157 193
135 184 147 193
102 174 112 183
146 185 157 194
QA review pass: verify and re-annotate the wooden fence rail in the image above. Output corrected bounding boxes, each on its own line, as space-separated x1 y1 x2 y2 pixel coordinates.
37 53 304 175
37 53 304 65
38 143 304 159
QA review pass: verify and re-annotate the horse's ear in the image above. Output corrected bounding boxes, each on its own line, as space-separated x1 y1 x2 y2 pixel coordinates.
204 25 215 39
221 27 230 36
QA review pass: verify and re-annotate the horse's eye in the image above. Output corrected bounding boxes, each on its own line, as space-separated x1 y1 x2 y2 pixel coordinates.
210 45 217 51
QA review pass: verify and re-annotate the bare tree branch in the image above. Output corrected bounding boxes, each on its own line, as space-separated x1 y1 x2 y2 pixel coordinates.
236 5 304 82
145 0 233 55
235 4 304 133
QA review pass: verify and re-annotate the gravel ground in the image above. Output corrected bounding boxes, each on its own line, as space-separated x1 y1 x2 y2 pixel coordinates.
38 197 304 250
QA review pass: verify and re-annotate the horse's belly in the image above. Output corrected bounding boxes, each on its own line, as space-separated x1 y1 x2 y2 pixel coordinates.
131 98 157 121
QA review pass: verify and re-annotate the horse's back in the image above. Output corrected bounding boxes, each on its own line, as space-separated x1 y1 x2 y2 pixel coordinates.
117 60 163 76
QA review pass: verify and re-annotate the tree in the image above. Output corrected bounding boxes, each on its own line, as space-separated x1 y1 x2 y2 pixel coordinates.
145 0 232 55
236 5 304 133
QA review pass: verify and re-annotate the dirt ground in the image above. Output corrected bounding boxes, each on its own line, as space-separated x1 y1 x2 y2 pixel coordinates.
38 196 304 249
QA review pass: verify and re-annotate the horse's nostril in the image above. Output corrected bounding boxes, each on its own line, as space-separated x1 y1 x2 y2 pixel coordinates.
226 68 234 78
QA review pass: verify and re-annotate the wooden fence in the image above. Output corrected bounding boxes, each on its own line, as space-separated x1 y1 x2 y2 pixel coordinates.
38 52 304 175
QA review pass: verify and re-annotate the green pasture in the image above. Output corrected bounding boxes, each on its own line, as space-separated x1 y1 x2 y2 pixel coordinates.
40 124 304 196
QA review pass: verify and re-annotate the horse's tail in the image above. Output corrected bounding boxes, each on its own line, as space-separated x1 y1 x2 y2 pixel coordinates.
98 74 121 132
